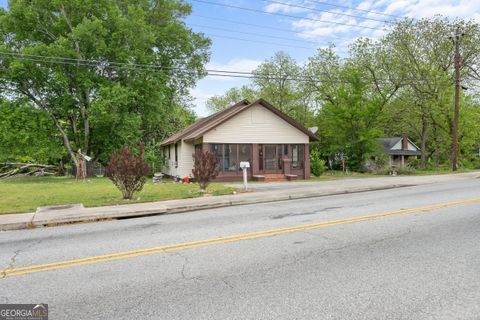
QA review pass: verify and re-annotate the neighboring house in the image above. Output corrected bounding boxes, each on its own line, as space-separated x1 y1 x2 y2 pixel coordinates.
160 99 319 181
377 136 421 168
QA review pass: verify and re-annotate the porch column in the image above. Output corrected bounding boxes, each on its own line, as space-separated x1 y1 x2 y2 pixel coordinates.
202 143 209 153
283 158 292 175
304 143 310 179
252 144 259 175
401 155 405 168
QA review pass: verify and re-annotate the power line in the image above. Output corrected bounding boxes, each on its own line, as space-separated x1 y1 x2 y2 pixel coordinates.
191 14 354 41
190 23 321 45
190 0 387 31
0 52 452 87
0 51 445 82
262 0 393 24
206 33 315 50
305 0 406 20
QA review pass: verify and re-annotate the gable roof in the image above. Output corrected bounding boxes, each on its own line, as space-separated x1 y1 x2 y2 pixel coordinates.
160 100 250 146
377 137 421 156
161 99 319 145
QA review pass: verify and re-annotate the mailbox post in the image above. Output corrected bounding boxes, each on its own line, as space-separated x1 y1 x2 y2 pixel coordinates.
239 161 250 191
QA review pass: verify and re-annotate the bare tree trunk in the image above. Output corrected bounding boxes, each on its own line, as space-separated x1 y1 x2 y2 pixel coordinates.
80 107 89 155
50 113 78 167
0 163 58 179
20 87 79 167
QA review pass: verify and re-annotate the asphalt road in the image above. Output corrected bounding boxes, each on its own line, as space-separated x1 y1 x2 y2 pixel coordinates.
1 178 480 319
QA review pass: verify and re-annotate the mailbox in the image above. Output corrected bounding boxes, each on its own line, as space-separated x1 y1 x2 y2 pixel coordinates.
240 162 250 191
240 161 250 169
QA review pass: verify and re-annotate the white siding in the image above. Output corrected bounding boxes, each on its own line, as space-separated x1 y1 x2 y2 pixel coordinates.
163 141 194 178
203 104 309 144
163 144 177 177
179 141 194 177
407 141 418 151
391 140 419 151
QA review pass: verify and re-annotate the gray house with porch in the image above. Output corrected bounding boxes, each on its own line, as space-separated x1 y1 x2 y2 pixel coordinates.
377 136 421 168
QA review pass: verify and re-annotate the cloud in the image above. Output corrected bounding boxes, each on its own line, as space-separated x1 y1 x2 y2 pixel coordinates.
207 58 263 72
264 0 479 55
264 1 310 14
398 0 480 20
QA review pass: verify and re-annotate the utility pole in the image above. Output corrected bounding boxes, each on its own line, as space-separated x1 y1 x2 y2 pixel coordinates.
451 28 463 171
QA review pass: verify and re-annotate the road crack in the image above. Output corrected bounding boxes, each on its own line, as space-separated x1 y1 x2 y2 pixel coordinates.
169 251 204 283
220 278 234 290
1 238 45 279
1 250 21 278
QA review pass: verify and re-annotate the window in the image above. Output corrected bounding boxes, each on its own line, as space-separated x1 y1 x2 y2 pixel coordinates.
278 144 283 169
224 144 237 171
238 144 251 170
258 144 263 171
174 143 178 167
210 144 222 169
291 144 304 169
194 144 202 154
210 144 253 173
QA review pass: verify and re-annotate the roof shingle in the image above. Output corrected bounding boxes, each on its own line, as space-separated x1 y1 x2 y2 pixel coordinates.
160 99 319 145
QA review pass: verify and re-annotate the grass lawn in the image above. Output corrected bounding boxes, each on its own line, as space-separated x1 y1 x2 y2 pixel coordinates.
409 168 476 175
309 168 477 180
0 176 237 215
309 171 381 181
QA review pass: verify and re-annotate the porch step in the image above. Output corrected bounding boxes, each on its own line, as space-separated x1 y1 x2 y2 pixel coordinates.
264 174 288 182
253 174 296 182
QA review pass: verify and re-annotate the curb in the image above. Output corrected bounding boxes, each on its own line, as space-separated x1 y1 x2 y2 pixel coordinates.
0 183 418 232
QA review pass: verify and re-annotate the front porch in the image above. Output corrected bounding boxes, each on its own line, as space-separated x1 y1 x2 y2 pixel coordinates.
198 143 311 182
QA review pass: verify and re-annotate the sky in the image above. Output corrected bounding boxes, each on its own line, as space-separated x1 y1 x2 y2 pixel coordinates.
186 0 480 116
1 0 478 116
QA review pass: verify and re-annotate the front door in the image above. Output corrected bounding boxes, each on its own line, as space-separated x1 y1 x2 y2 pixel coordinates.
263 144 283 173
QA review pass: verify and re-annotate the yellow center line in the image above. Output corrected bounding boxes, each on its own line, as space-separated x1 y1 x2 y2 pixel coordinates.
2 197 480 278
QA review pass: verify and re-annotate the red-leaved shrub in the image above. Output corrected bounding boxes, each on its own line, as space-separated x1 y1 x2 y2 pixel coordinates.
192 150 219 190
106 144 150 199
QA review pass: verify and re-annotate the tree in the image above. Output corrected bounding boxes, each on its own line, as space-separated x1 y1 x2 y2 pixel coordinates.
106 144 150 199
253 52 312 123
316 65 383 171
0 99 64 164
206 52 314 124
379 17 480 166
201 16 480 171
206 86 257 113
0 0 210 167
192 150 219 190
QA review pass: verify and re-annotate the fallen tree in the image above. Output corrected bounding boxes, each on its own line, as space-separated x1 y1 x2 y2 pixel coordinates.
0 162 58 179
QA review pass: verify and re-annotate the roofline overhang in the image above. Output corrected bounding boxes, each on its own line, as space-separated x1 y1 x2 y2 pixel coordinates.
160 98 320 145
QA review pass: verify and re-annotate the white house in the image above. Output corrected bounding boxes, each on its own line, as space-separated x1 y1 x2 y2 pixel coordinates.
160 99 319 181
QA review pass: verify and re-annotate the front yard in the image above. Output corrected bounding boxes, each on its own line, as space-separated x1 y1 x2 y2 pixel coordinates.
0 176 236 214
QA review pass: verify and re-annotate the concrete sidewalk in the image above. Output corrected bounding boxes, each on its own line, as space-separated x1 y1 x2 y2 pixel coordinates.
1 172 479 231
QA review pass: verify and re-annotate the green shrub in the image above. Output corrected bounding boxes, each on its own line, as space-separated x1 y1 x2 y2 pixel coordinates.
396 166 417 175
311 159 327 176
459 156 480 169
310 149 327 176
406 157 421 169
